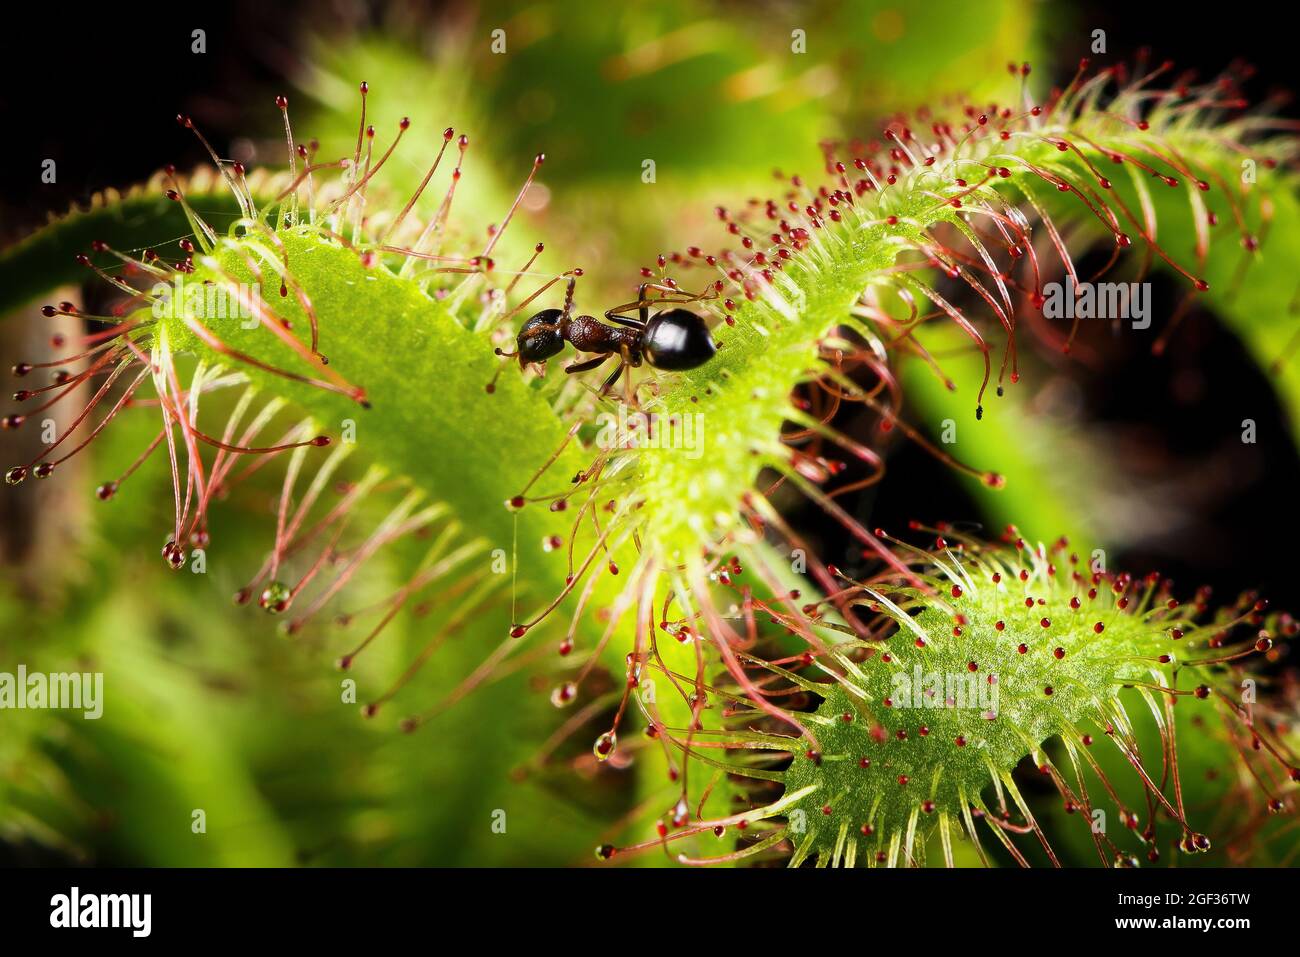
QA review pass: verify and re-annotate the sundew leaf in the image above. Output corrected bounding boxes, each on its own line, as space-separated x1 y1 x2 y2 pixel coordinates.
0 171 257 320
157 227 604 609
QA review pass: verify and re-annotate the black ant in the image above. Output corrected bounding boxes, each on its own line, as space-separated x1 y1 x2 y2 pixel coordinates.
494 278 718 399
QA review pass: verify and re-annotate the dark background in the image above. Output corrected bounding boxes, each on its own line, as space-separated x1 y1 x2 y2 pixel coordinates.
3 5 1294 235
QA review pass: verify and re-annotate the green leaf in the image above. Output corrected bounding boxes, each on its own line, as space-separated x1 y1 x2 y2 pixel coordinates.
0 173 252 319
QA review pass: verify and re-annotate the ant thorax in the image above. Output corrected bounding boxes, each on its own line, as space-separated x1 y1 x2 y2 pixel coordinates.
564 314 641 360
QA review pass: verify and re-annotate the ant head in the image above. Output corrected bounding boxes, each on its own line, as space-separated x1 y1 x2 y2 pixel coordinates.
516 309 566 366
642 309 717 371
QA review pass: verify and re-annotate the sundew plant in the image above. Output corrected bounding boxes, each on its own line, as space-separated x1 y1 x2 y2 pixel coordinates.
1 2 1298 872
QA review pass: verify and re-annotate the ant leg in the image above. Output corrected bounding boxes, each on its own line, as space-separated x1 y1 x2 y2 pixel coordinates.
632 281 650 324
645 277 722 306
603 281 652 327
565 353 611 375
604 280 719 328
597 361 626 397
603 303 647 328
601 344 641 406
658 282 720 305
622 353 635 407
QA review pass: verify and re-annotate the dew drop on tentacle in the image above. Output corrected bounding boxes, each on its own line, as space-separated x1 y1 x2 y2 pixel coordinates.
259 580 292 614
162 541 186 570
593 731 617 761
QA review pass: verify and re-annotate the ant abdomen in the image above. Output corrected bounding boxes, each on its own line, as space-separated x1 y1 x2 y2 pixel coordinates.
641 309 716 371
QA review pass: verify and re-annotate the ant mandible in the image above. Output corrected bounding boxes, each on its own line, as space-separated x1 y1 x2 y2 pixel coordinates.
495 277 718 399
